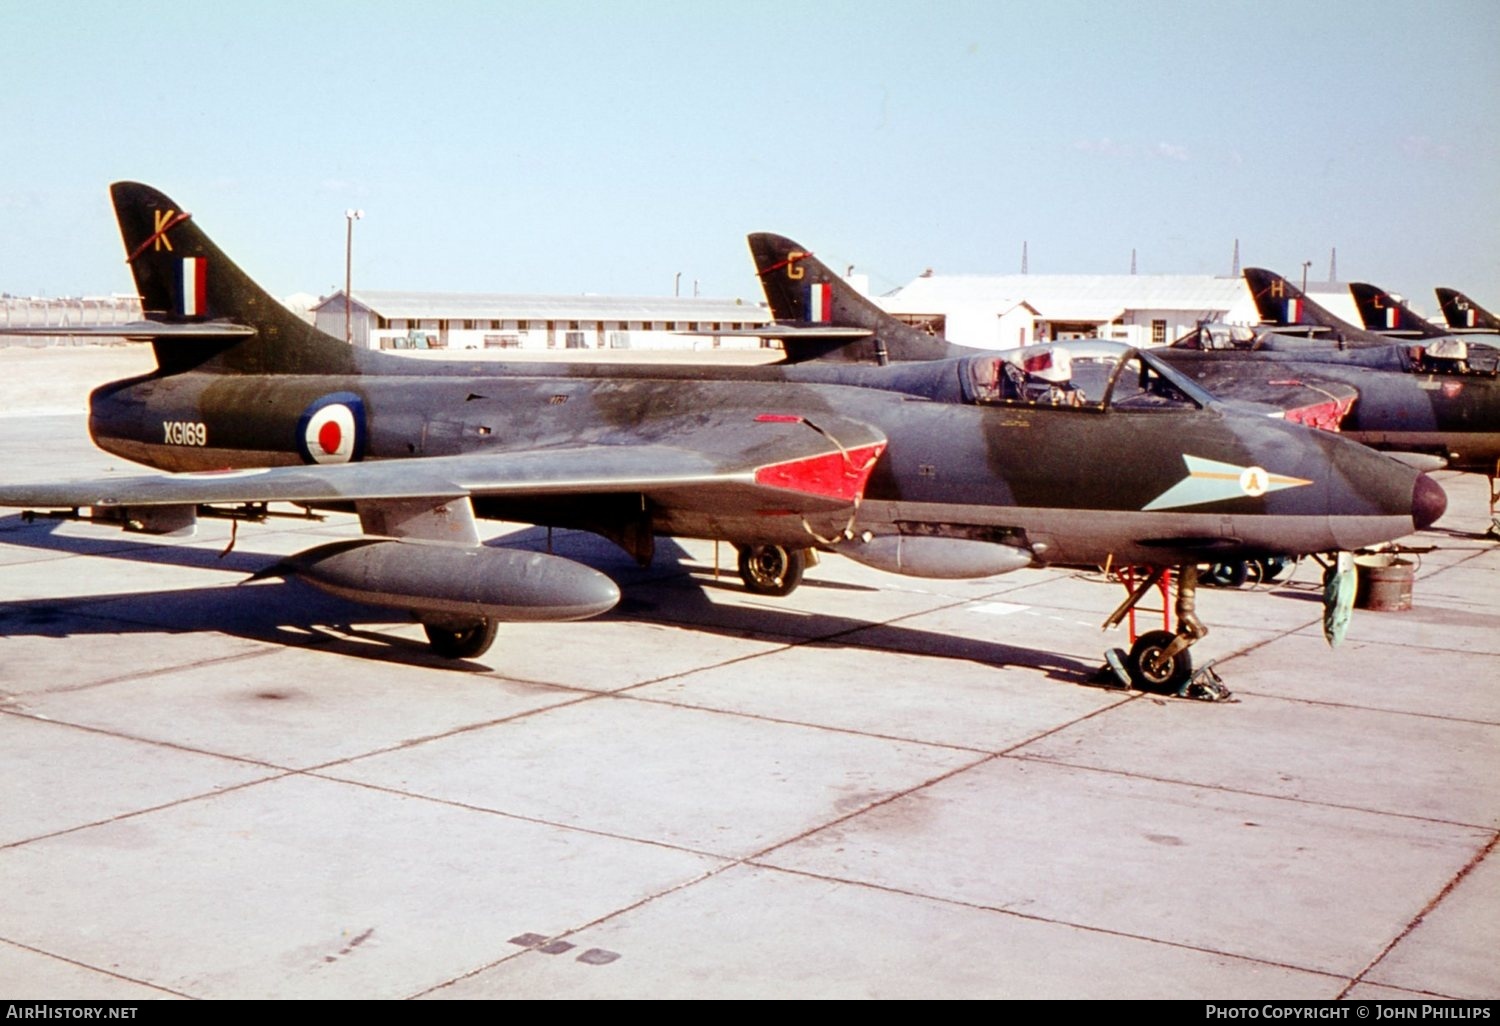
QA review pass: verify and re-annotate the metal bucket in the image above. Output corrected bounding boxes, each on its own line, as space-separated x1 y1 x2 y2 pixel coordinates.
1354 554 1415 611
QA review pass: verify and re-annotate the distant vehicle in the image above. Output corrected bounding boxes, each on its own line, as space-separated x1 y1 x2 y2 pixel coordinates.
0 188 1443 692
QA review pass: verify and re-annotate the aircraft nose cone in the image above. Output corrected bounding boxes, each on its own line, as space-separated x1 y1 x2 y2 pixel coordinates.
1411 473 1447 531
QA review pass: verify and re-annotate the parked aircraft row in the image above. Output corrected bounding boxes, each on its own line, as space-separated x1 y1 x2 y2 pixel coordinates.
749 232 1500 529
1166 269 1500 534
0 184 1463 698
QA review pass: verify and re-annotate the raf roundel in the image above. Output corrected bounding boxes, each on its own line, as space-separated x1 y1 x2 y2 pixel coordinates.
296 393 366 465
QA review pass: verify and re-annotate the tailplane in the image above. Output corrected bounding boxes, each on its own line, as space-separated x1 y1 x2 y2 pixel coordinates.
747 232 968 363
1435 287 1500 332
110 181 362 375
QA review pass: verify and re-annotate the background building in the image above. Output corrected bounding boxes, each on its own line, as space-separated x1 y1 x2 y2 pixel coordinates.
313 291 770 352
873 273 1366 349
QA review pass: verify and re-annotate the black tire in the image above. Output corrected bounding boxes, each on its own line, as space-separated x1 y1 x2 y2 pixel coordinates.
737 544 806 597
423 618 498 659
1257 556 1291 582
1205 561 1250 588
1126 630 1193 693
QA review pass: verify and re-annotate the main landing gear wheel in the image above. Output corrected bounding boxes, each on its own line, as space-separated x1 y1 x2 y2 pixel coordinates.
1205 561 1252 588
423 618 498 659
737 544 806 596
1126 629 1194 693
1205 557 1293 589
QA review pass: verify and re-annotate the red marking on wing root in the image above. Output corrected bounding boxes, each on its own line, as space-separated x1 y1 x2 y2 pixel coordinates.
1284 396 1355 432
753 442 886 502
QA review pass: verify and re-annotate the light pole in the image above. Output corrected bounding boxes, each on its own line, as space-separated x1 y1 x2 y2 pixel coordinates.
1300 260 1312 295
344 209 364 345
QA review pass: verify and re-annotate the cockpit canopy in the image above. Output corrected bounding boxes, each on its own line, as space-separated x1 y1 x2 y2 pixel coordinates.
1408 336 1500 375
961 342 1207 411
1173 323 1259 351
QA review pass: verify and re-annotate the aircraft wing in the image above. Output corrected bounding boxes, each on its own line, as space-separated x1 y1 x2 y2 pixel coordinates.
0 412 888 517
1171 361 1360 431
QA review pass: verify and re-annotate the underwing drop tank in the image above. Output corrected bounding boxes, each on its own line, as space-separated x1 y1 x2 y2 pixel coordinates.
262 539 621 621
839 535 1035 578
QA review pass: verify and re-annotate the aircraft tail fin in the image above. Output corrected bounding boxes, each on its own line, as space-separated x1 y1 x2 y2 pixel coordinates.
1242 267 1377 343
748 232 967 363
110 181 361 375
1348 282 1443 338
1435 287 1500 331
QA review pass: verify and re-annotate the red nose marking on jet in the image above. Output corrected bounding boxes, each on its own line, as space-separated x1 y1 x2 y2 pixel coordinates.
318 420 343 455
1412 474 1447 531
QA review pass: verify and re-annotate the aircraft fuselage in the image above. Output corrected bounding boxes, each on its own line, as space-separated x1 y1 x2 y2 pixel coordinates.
87 354 1434 570
1159 346 1500 471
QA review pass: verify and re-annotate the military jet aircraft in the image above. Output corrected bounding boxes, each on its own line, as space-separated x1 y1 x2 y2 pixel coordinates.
752 237 1491 538
1233 267 1394 345
1159 272 1500 470
748 234 1500 471
746 233 969 366
1436 288 1500 334
1349 281 1500 363
0 185 1445 692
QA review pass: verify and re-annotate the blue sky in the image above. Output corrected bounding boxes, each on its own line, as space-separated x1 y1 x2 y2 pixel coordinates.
3 0 1497 314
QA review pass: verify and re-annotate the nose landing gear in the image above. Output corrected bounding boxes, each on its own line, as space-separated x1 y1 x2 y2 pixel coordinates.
1101 564 1230 701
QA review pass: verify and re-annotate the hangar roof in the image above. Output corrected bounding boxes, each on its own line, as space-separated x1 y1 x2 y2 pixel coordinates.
882 274 1248 323
313 290 769 324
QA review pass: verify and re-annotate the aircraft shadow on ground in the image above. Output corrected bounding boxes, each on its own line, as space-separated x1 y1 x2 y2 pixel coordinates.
0 515 1099 683
0 577 500 672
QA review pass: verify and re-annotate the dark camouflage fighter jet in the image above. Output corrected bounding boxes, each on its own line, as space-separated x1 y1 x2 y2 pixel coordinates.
0 187 1445 691
1162 272 1500 534
1350 280 1500 354
1436 288 1500 334
1162 271 1500 472
750 235 1500 476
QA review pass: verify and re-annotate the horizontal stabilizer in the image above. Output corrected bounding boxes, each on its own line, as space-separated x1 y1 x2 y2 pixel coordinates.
0 320 256 340
685 325 875 341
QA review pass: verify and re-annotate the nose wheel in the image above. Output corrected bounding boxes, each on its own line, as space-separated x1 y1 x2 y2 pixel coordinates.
1125 630 1194 692
1101 565 1228 700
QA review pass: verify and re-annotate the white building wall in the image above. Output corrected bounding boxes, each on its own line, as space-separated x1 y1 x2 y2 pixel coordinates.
314 292 774 354
934 305 1040 349
940 305 1010 348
